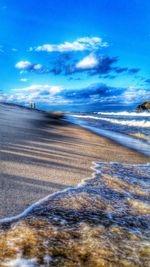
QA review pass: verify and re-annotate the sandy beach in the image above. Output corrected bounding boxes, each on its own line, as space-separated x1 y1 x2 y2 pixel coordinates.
1 2 150 265
0 103 149 219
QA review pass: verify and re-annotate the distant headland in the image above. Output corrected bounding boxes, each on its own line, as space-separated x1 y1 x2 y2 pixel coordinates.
136 101 150 112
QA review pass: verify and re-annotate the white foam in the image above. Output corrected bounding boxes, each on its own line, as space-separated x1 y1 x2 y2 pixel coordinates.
67 116 150 156
3 257 37 267
97 117 150 128
1 161 149 267
0 161 149 225
0 162 98 224
0 187 73 224
96 111 150 117
71 115 150 128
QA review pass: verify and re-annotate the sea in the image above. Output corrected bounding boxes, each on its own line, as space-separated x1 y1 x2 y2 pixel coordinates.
67 111 150 157
0 106 150 267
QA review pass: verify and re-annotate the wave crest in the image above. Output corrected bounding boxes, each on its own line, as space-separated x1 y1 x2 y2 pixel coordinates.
72 114 150 128
96 111 150 117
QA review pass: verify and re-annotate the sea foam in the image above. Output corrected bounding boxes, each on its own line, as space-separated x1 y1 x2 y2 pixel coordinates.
72 114 150 128
0 162 150 267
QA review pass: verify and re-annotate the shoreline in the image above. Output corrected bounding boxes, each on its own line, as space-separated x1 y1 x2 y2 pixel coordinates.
0 161 98 225
66 115 150 157
0 160 149 226
0 103 149 219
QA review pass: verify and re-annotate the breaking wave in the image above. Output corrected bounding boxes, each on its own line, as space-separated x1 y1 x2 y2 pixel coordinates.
96 111 150 117
72 114 150 128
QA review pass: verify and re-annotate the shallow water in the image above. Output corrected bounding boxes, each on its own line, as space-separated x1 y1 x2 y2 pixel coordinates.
0 162 150 267
67 112 150 156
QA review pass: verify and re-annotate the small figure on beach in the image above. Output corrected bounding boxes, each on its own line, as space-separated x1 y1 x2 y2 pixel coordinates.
30 102 36 109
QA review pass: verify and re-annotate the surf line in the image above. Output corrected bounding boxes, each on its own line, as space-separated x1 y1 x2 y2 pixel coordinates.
0 161 100 225
1 161 149 225
64 116 150 157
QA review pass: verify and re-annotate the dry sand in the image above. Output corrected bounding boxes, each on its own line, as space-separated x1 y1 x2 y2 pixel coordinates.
0 103 149 218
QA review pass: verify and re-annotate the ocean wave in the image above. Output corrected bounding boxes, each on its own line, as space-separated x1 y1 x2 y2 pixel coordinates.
67 115 150 156
96 117 150 128
96 111 150 117
72 114 150 128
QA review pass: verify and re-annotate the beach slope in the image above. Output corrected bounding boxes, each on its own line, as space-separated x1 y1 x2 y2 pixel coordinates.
0 103 149 218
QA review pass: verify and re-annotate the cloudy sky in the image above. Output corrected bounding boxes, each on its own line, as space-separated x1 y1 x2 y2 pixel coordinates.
0 0 150 111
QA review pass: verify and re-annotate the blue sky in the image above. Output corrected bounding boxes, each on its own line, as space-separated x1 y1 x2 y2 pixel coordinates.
0 0 150 111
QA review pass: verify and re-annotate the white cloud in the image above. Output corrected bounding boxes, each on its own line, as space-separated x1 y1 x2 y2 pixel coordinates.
0 95 4 101
30 37 108 53
2 84 66 106
123 86 148 104
15 61 42 70
15 61 31 69
20 70 26 74
14 84 63 94
50 86 63 94
33 64 42 70
76 53 98 69
20 78 28 82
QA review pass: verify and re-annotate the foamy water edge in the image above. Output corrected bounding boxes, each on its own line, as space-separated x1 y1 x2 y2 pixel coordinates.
66 116 150 156
0 162 99 224
0 161 149 225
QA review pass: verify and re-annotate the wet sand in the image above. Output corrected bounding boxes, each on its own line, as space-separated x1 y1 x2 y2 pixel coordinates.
0 103 149 219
